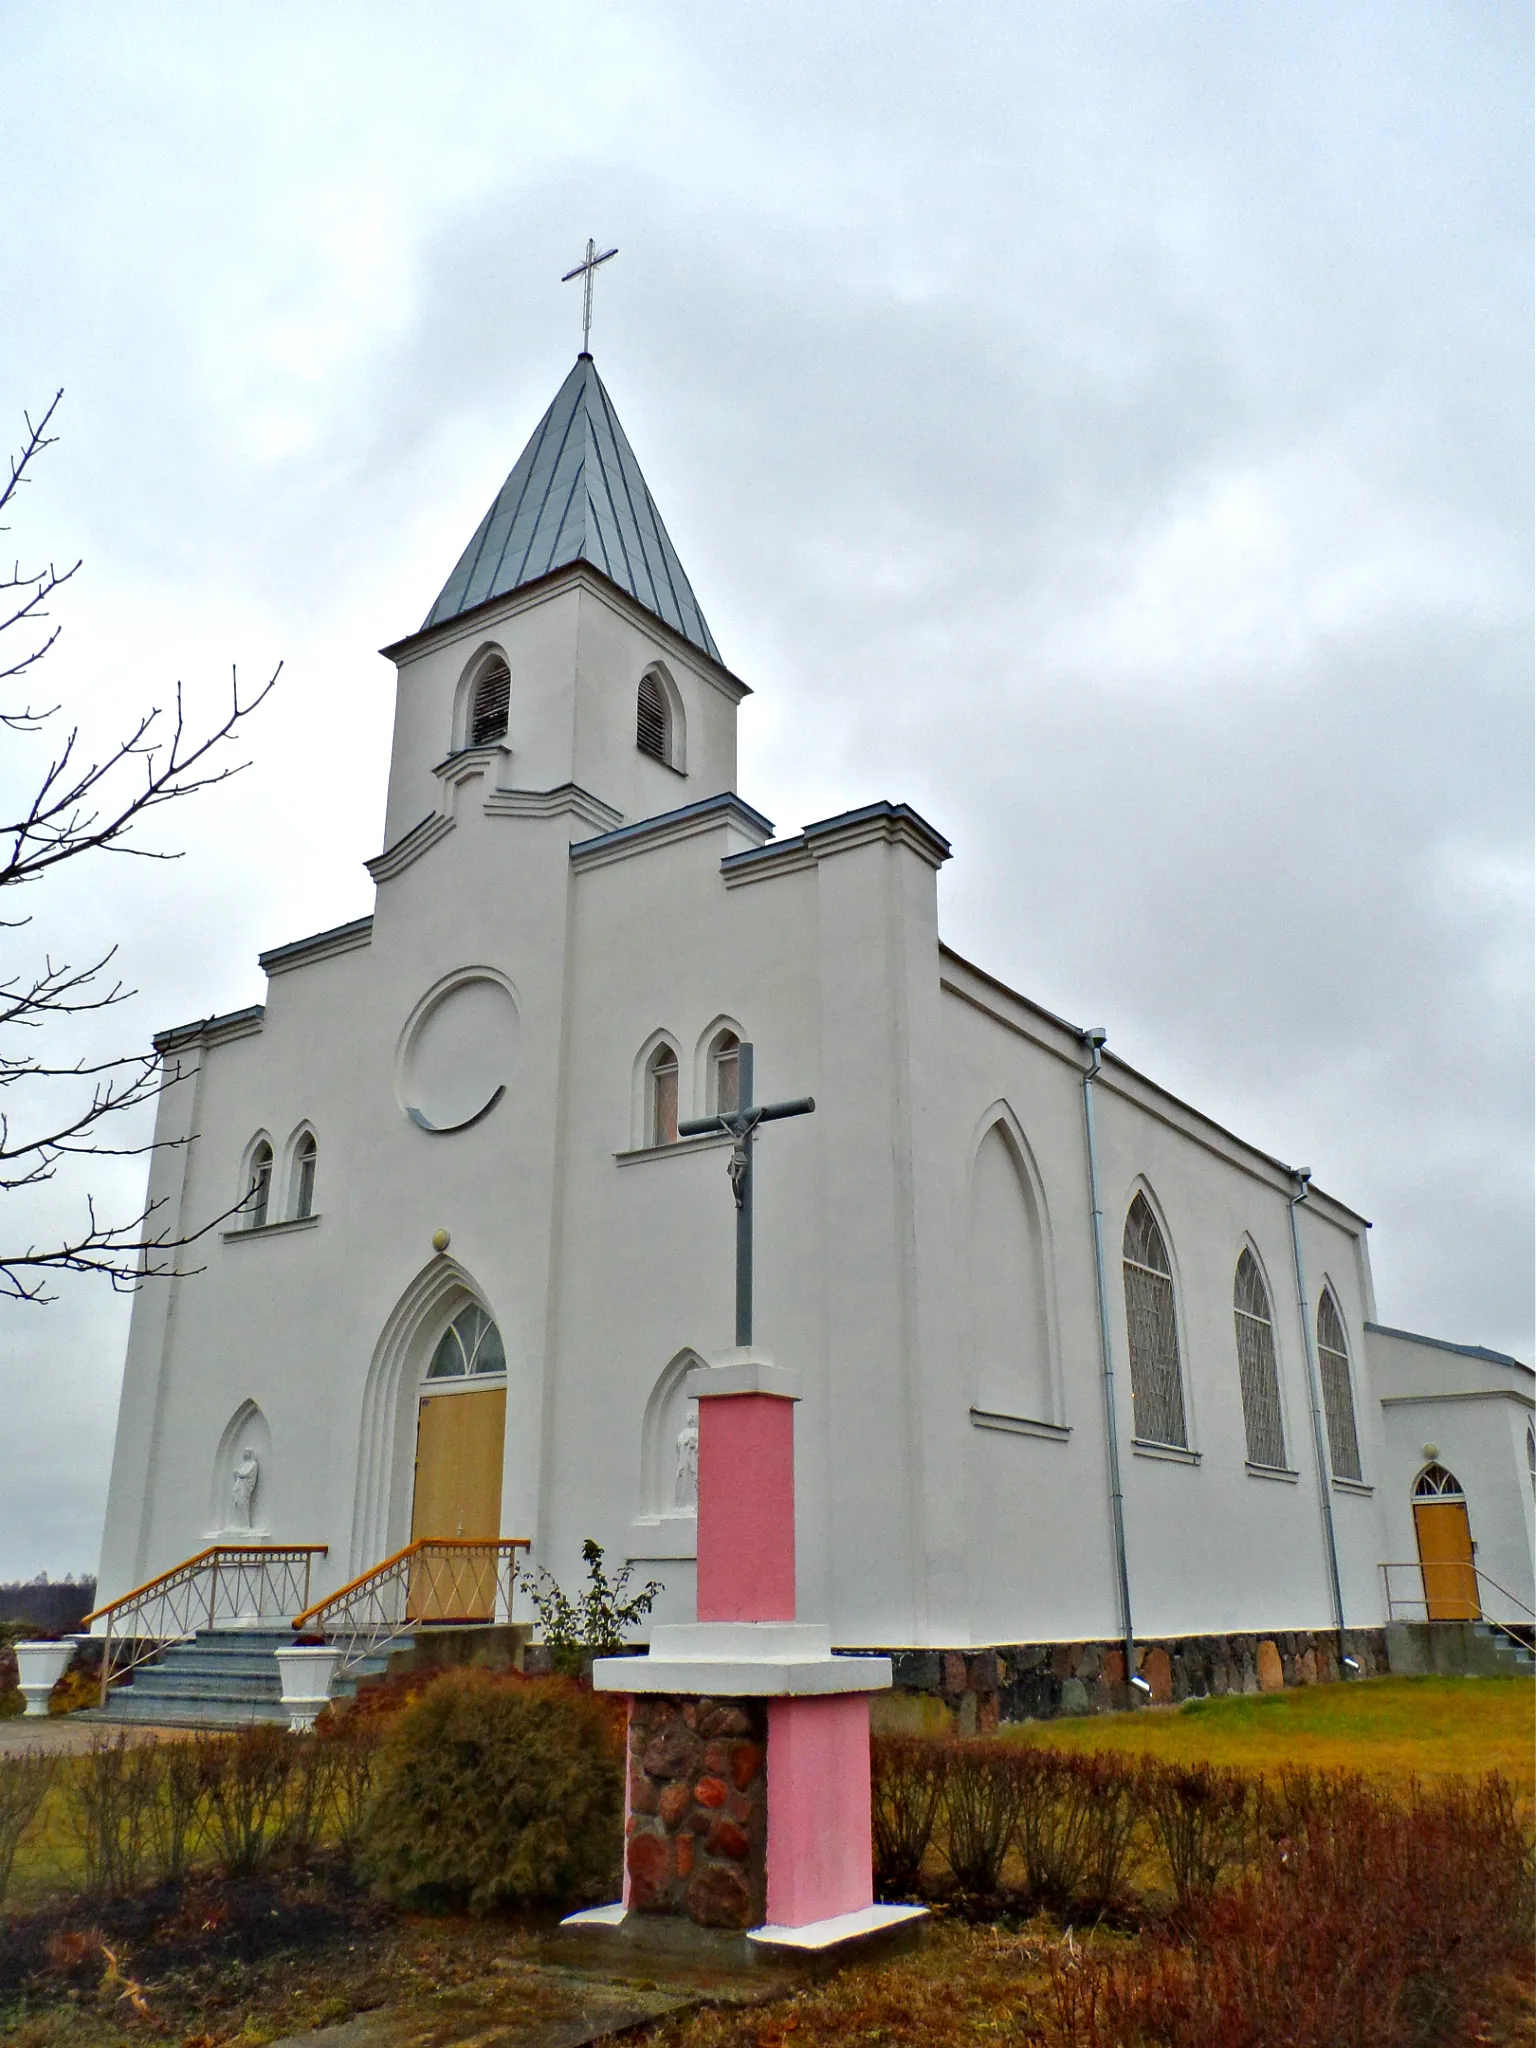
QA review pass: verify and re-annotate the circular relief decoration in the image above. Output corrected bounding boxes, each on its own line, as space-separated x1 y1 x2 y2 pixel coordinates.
397 974 519 1134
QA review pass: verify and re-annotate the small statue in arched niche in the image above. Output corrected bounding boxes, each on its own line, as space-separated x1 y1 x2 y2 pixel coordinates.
230 1448 261 1529
673 1403 699 1512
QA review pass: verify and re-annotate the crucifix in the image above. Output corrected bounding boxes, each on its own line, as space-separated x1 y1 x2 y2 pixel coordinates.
561 236 619 354
678 1042 814 1348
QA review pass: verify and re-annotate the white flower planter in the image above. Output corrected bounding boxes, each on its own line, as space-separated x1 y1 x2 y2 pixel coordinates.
275 1644 342 1732
15 1641 75 1717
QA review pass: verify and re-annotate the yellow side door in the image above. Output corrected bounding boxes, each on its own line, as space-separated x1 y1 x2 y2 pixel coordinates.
1414 1499 1478 1622
409 1388 506 1620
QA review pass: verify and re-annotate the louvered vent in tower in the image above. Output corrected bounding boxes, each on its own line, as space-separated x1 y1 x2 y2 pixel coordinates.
637 672 670 762
470 658 511 746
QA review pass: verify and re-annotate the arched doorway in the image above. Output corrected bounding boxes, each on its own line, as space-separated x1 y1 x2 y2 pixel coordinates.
410 1304 508 1619
1413 1464 1479 1621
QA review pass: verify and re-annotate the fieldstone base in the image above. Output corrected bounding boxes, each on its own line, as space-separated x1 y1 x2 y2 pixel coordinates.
865 1628 1389 1731
625 1695 768 1930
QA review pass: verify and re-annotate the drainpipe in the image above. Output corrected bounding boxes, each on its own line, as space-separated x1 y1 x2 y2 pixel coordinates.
1287 1171 1347 1639
1080 1029 1139 1699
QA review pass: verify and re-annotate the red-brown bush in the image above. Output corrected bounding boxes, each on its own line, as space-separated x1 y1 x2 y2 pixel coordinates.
871 1735 950 1894
1047 1771 1534 2048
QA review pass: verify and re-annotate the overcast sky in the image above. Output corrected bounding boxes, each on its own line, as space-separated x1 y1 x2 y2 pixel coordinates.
0 2 1529 1580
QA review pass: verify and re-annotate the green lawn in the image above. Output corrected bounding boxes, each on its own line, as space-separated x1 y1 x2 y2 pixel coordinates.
1004 1674 1535 1794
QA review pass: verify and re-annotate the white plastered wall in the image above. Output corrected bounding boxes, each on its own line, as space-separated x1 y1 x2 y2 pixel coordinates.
1370 1326 1536 1627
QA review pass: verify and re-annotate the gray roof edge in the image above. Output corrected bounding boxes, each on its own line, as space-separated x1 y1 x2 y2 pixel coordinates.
722 800 953 873
258 915 375 976
935 942 1373 1230
153 1004 266 1054
1364 1322 1532 1374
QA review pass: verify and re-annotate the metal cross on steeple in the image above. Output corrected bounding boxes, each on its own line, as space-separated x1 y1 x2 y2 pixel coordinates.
561 237 619 354
678 1043 814 1349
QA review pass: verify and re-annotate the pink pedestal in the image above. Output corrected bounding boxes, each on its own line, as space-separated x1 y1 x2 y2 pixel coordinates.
766 1694 874 1927
697 1392 796 1623
584 1352 921 1947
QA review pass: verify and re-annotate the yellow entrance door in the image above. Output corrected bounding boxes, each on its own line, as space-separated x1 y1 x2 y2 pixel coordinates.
1414 1498 1478 1621
410 1388 506 1621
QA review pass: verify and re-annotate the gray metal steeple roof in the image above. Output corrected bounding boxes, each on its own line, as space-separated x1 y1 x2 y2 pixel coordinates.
422 355 721 662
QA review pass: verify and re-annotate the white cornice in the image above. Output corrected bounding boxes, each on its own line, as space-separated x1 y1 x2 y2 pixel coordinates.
721 801 951 890
485 783 624 833
433 742 513 790
380 563 752 706
153 1005 265 1054
571 793 773 874
1381 1389 1536 1411
366 812 455 884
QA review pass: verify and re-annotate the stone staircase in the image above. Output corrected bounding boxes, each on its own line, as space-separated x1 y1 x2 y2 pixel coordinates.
1471 1621 1535 1676
1385 1618 1534 1679
90 1628 404 1728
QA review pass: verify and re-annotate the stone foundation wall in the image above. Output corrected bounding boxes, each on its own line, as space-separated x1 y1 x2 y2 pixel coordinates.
385 1624 530 1679
624 1695 768 1930
866 1627 1390 1733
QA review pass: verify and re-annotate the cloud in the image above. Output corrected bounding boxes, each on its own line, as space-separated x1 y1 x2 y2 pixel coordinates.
0 0 1528 1574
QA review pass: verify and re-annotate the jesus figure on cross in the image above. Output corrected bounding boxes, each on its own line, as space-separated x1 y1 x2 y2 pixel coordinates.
678 1042 814 1348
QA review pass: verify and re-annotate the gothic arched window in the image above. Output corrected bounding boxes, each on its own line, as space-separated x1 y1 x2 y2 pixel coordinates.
1233 1249 1285 1468
1122 1193 1187 1447
1316 1288 1362 1481
637 670 672 765
290 1132 318 1220
468 655 510 747
647 1042 679 1147
426 1304 506 1379
1413 1462 1465 1499
244 1140 273 1230
709 1030 741 1116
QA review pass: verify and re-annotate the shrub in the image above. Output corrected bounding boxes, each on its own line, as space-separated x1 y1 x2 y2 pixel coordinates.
360 1668 623 1910
147 1736 207 1883
943 1741 1025 1897
0 1749 56 1904
526 1538 662 1677
872 1735 950 1895
48 1663 101 1716
199 1722 295 1877
67 1734 163 1897
317 1715 384 1857
1046 1770 1535 2048
1137 1757 1253 1911
1015 1748 1139 1914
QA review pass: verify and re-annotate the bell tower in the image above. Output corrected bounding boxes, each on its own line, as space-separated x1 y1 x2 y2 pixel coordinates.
376 356 748 858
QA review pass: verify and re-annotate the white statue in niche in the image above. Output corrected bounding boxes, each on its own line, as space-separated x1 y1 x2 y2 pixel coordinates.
673 1404 699 1512
230 1448 260 1529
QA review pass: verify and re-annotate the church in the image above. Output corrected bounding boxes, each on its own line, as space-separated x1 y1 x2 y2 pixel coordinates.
95 350 1535 1693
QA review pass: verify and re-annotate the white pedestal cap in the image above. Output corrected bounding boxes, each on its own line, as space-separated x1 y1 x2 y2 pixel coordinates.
687 1348 802 1401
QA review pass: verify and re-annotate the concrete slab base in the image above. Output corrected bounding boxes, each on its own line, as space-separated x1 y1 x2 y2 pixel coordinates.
748 1902 929 1955
558 1900 928 1968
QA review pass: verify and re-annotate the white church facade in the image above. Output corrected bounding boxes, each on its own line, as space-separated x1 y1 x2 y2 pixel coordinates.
96 354 1534 1684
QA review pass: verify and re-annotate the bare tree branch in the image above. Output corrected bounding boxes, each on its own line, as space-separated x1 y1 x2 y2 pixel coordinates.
1 391 280 1301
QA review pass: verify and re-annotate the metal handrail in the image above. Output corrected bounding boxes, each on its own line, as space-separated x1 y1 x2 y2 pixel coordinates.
292 1536 529 1679
1380 1560 1535 1653
82 1544 328 1704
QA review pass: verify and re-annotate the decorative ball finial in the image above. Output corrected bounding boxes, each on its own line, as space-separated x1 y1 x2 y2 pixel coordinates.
431 1229 450 1254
